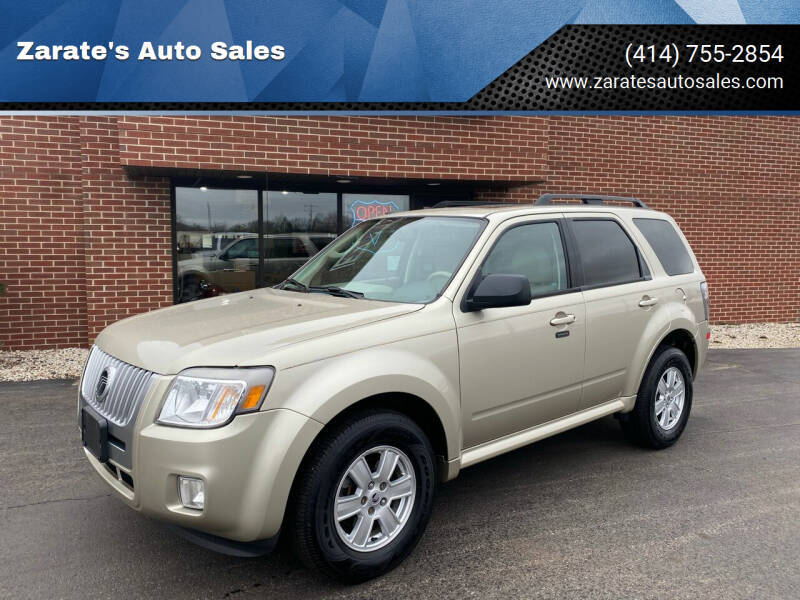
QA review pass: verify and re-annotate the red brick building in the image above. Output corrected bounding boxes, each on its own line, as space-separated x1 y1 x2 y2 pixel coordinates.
1 115 798 350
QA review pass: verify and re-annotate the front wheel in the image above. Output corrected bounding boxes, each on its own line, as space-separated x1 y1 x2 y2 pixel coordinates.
290 411 436 583
620 345 693 449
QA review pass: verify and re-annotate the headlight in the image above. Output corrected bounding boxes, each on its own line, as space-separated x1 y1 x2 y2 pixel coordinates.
157 367 275 428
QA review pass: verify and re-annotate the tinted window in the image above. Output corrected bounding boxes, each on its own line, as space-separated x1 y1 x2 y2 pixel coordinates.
482 222 568 297
634 218 694 276
572 219 641 287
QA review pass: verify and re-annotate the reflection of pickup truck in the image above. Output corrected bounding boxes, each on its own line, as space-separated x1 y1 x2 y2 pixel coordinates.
178 233 336 301
195 231 253 257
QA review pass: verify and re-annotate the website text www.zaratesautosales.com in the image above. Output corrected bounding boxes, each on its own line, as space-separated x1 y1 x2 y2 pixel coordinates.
544 73 783 91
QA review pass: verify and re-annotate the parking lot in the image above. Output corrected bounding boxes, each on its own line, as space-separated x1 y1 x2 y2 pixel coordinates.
1 348 798 599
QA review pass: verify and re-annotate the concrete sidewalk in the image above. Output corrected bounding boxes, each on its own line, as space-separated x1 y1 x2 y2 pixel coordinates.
1 349 798 599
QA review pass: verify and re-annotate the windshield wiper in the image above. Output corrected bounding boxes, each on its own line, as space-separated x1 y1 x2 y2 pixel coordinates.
309 285 364 299
280 278 309 293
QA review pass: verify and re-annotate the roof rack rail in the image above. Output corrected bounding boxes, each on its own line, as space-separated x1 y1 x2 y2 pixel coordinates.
431 200 515 208
534 194 649 209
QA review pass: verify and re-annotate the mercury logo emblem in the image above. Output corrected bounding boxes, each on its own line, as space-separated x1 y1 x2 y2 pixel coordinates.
95 366 115 403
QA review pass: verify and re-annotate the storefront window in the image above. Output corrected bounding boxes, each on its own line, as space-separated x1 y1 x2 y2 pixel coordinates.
343 194 410 229
175 188 258 302
264 191 337 286
174 187 412 302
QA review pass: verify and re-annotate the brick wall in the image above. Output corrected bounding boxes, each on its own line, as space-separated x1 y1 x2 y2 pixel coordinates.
0 116 170 349
117 116 549 181
1 115 798 350
80 117 171 341
0 116 86 349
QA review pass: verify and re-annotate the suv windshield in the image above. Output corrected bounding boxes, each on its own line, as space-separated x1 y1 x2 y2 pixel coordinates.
285 216 484 303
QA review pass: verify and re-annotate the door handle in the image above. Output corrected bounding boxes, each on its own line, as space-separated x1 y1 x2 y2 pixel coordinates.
638 296 658 307
549 313 576 326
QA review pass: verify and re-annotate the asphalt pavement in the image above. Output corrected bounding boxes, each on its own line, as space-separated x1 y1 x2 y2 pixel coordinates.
1 349 799 599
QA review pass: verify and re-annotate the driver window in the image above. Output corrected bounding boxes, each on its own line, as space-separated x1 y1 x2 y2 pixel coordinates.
482 222 568 297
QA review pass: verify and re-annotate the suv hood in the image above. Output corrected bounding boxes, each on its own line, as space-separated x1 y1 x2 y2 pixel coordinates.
94 288 422 374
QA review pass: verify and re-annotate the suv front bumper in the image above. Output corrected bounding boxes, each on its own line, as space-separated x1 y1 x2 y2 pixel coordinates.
83 384 323 543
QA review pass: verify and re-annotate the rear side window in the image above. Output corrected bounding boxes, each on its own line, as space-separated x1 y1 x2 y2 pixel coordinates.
633 218 694 276
571 219 642 287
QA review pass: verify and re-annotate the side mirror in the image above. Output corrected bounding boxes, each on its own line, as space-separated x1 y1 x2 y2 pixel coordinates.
465 274 531 311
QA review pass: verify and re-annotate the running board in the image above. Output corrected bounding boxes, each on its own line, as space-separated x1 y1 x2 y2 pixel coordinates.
460 398 627 469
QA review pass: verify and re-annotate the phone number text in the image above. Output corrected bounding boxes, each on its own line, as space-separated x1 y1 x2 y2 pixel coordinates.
625 44 783 68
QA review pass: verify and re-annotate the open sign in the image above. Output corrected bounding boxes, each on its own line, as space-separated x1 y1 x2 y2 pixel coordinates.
349 199 401 226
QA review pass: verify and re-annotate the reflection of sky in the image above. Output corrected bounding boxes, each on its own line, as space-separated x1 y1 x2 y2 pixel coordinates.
176 188 409 232
176 188 257 229
266 191 337 222
176 188 339 230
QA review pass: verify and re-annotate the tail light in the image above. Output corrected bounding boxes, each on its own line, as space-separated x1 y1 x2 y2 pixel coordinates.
700 281 710 322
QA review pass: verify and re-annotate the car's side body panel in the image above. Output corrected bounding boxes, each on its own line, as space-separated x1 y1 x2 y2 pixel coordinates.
270 324 463 461
579 279 672 408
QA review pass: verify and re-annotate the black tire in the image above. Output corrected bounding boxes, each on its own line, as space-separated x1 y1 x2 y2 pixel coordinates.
290 410 436 583
620 345 693 449
179 275 202 302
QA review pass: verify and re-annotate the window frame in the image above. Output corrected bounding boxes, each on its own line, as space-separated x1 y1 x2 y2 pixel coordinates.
461 218 580 312
564 216 652 291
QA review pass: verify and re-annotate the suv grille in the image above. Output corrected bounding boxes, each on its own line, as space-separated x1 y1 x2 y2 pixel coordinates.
81 346 154 426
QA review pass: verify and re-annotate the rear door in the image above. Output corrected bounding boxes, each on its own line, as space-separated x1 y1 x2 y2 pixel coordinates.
565 215 669 409
454 215 586 449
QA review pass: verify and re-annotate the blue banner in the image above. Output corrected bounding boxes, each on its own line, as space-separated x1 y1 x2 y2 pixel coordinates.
1 0 799 102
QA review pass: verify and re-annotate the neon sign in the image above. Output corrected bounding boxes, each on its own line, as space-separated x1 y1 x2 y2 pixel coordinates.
348 199 401 227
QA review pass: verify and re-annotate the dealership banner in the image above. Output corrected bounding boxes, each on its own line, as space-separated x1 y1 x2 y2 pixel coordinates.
0 0 799 109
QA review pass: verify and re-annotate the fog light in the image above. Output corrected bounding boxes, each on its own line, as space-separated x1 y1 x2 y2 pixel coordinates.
178 476 205 510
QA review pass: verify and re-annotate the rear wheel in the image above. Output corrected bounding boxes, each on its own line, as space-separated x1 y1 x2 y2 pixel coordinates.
620 346 693 449
179 274 202 302
290 411 436 583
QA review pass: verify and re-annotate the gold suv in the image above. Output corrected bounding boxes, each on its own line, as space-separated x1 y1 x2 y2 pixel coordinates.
79 194 709 582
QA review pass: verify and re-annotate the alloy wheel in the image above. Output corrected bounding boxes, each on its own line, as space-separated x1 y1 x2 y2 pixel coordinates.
333 445 416 552
655 366 685 431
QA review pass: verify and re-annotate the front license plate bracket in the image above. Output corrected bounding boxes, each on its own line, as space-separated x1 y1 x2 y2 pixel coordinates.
81 406 109 463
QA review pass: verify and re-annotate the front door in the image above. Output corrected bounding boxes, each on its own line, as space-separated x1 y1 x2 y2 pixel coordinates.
454 217 586 449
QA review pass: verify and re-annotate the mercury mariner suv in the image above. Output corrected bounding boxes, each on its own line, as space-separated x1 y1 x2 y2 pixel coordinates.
79 194 709 582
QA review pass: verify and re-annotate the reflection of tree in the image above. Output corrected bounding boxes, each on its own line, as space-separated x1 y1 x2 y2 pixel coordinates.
176 218 259 233
176 213 338 235
265 213 337 234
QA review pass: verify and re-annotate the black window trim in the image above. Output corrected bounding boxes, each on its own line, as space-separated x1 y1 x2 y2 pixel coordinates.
564 216 653 292
460 217 580 313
